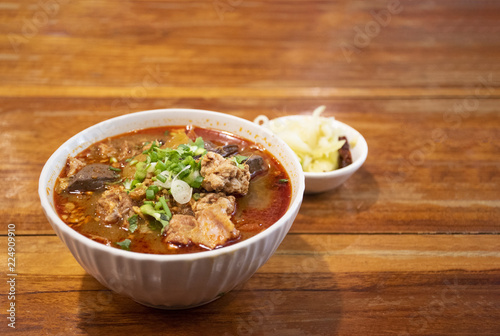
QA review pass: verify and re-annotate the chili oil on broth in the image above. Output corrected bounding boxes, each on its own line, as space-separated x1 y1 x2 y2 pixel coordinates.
54 125 291 254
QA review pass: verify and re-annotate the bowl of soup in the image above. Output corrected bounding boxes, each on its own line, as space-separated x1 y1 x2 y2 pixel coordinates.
39 108 304 309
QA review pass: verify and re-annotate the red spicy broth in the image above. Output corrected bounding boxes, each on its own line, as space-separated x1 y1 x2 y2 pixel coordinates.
54 125 291 254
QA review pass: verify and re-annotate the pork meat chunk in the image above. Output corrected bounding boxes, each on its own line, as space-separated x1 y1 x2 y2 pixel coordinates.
66 156 85 177
94 142 118 160
191 205 240 249
192 193 236 216
128 179 153 201
128 186 146 201
200 152 250 195
163 202 240 249
96 186 133 225
164 215 197 245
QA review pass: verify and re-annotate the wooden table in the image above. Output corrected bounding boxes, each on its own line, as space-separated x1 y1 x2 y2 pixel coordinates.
1 0 499 335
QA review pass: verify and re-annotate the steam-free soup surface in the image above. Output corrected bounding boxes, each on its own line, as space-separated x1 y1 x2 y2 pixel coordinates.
54 126 291 254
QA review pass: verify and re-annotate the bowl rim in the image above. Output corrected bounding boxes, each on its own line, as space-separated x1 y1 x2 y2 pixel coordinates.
267 115 368 179
38 108 305 262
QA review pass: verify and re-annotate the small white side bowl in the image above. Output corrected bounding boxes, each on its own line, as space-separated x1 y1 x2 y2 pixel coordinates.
39 109 304 309
266 115 368 194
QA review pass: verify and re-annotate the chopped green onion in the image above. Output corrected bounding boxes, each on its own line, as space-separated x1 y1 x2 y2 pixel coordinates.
129 159 138 166
159 196 171 219
156 161 167 171
145 185 160 200
149 185 159 193
159 214 170 233
193 137 206 154
130 179 140 189
140 204 170 231
130 134 208 202
134 162 148 181
164 130 170 136
149 151 159 162
279 179 289 183
156 173 167 183
110 157 118 163
193 193 201 201
123 178 132 190
109 166 121 172
146 189 155 200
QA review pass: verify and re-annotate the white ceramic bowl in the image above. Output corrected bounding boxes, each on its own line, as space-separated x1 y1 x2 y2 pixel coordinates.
38 109 305 309
265 115 368 194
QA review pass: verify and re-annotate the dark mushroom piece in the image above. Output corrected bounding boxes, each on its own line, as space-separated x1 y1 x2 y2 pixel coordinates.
67 163 119 192
243 155 269 179
204 140 240 158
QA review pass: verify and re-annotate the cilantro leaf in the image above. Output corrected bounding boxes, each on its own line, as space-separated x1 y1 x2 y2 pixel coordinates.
116 239 131 250
231 155 248 169
128 215 138 233
234 155 248 163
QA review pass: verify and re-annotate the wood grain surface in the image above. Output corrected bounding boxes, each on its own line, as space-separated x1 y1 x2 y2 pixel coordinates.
0 0 499 335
